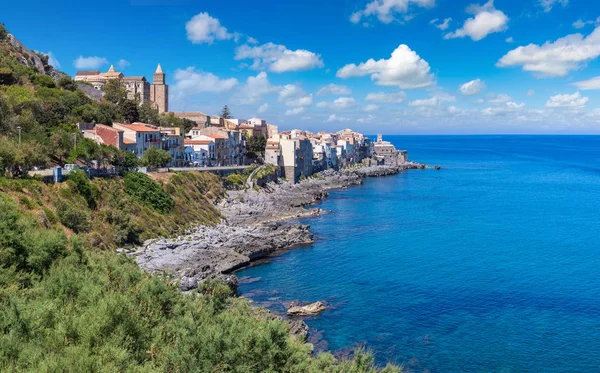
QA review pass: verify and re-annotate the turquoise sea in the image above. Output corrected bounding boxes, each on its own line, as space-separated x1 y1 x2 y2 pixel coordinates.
236 136 600 373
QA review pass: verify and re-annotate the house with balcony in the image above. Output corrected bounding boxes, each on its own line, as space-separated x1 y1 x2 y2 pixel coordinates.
184 139 215 166
113 122 161 158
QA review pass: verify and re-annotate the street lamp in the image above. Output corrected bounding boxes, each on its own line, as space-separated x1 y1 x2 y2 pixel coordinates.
16 126 21 145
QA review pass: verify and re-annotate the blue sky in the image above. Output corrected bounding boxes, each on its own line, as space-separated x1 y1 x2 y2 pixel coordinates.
5 0 600 134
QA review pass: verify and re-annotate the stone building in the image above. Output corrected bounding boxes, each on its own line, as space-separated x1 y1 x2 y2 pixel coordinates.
372 134 408 166
74 64 168 113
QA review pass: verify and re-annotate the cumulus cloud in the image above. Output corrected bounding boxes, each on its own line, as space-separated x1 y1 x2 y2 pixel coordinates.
482 101 525 115
363 104 380 112
116 59 130 70
44 52 60 68
350 0 435 24
317 97 358 110
172 67 238 97
444 0 508 41
358 115 376 123
258 103 269 113
538 0 568 12
497 26 600 77
285 107 305 116
365 91 407 103
572 76 600 90
474 98 485 104
408 97 440 106
460 79 486 95
336 44 434 89
327 114 351 122
430 17 452 30
488 93 512 104
545 92 589 108
236 72 280 105
186 12 232 44
316 83 352 96
278 84 313 107
235 42 324 73
505 36 514 43
73 56 108 69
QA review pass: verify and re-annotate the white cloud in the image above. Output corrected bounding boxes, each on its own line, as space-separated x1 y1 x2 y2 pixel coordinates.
247 36 258 44
327 114 351 122
408 97 440 106
545 92 589 108
258 103 269 113
365 91 407 103
316 83 352 96
278 84 313 107
350 0 436 24
73 56 108 69
186 12 232 44
44 52 60 68
497 26 600 77
172 67 238 97
488 93 512 104
538 0 568 12
573 20 588 29
482 101 525 115
235 42 324 73
336 44 434 89
236 72 279 105
363 104 380 112
317 97 358 110
285 107 305 116
430 17 452 30
505 36 514 43
527 89 536 96
116 59 130 70
460 79 486 95
572 76 600 90
444 0 508 41
474 98 485 104
357 115 376 123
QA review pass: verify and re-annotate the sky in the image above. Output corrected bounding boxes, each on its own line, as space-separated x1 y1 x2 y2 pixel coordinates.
5 0 600 134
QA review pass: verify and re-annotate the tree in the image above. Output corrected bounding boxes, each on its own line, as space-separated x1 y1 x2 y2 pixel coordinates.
57 76 78 91
102 79 128 104
141 147 172 168
119 99 139 124
246 134 267 159
0 23 7 42
221 105 232 119
111 149 139 173
138 101 159 124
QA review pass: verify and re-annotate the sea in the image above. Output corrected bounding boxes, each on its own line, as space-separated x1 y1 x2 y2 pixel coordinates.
236 135 600 373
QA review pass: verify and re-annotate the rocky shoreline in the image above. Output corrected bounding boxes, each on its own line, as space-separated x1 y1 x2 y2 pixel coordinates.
134 163 427 293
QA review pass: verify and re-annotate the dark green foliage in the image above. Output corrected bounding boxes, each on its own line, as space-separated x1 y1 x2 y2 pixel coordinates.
33 74 55 88
102 79 128 104
0 67 15 85
56 201 92 233
138 101 159 124
0 23 7 41
67 169 99 209
158 112 196 134
141 147 172 168
124 172 174 213
221 104 231 119
111 150 138 172
118 99 139 123
246 134 267 158
56 75 77 91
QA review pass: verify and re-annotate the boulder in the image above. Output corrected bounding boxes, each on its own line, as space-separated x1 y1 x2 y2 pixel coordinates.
287 301 326 316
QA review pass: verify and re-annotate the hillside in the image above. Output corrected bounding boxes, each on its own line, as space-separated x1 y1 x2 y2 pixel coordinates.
0 23 401 372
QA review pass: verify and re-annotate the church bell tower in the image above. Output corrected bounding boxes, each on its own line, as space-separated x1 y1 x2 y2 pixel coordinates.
150 63 168 114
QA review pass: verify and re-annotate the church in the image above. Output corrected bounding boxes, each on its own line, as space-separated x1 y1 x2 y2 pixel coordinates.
74 64 168 113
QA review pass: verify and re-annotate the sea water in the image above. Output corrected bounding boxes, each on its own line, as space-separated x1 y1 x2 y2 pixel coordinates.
236 136 600 372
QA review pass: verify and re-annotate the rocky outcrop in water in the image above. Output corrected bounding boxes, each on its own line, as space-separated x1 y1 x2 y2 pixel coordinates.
287 301 327 316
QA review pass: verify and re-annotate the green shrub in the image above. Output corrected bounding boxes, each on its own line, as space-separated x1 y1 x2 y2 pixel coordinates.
33 74 55 88
56 201 92 233
67 169 99 209
124 172 174 214
42 206 57 224
19 195 34 209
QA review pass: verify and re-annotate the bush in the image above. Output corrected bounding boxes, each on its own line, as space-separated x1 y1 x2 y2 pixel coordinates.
0 23 7 42
67 169 99 209
33 74 55 88
124 172 174 213
141 147 172 168
56 201 92 233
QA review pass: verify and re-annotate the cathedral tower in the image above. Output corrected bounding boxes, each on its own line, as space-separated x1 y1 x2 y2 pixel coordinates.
150 63 168 113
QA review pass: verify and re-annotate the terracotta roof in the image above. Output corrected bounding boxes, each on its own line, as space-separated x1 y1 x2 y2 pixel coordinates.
123 138 136 145
116 123 159 132
239 124 253 129
205 134 228 140
185 140 213 145
76 70 100 76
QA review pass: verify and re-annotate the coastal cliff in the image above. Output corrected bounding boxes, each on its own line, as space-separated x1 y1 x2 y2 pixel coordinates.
135 164 426 292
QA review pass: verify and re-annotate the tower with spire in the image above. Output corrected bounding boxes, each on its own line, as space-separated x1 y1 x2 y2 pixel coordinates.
150 63 168 113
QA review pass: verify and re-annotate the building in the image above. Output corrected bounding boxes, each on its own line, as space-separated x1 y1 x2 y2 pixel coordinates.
158 127 184 167
184 139 215 166
279 137 313 183
74 64 168 113
113 122 161 158
171 112 210 128
149 64 168 113
81 124 125 150
372 134 408 166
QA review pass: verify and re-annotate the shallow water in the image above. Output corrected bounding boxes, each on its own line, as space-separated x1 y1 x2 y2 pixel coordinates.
237 136 600 372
